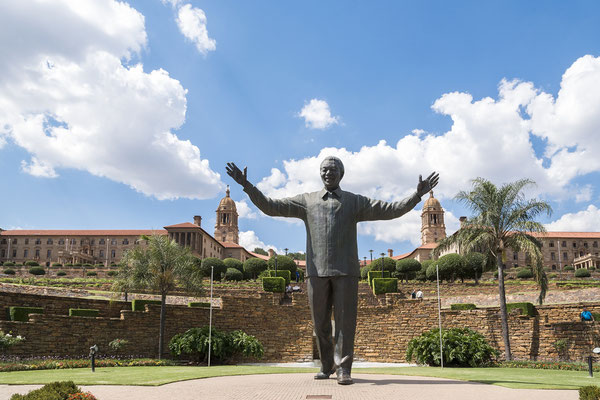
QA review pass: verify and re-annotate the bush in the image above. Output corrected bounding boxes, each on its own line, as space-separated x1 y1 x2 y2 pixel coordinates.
267 270 291 284
10 381 81 400
575 269 592 278
243 258 267 279
94 264 104 268
107 270 118 277
24 261 39 267
131 299 161 312
69 309 99 318
223 258 243 273
406 327 499 367
516 268 534 279
199 257 226 280
396 259 421 282
464 252 487 281
224 268 243 281
267 255 297 276
188 302 210 308
73 263 82 267
506 302 535 317
83 263 93 268
52 263 63 267
9 306 43 322
436 253 464 282
369 257 396 274
86 271 97 277
372 278 398 295
360 265 371 280
108 338 129 352
65 263 73 267
57 271 67 276
28 266 46 276
564 265 575 271
425 262 438 281
262 277 285 293
580 385 600 400
3 261 15 266
3 268 16 275
367 270 391 287
451 303 477 310
169 326 263 364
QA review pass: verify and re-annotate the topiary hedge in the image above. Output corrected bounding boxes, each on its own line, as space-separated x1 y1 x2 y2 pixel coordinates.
3 268 16 275
243 258 267 279
367 270 390 287
28 266 46 276
506 302 535 317
262 277 285 293
131 299 161 312
223 258 243 273
199 257 226 280
69 308 99 318
9 380 82 400
372 278 398 295
564 265 574 271
56 271 67 276
107 270 118 277
516 268 534 279
9 306 44 322
86 271 98 277
51 263 62 268
224 268 243 281
451 303 477 311
24 261 39 267
3 262 15 267
188 302 211 308
267 270 291 285
575 268 592 278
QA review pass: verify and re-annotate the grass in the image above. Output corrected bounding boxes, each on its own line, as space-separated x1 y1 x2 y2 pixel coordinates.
0 365 599 389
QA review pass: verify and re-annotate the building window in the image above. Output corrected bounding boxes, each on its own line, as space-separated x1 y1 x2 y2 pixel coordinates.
562 241 567 247
594 241 598 248
0 239 5 244
35 239 41 245
100 250 104 257
70 239 76 245
0 249 5 258
584 242 589 248
90 250 94 256
58 239 65 245
580 251 584 257
122 239 129 245
12 249 16 258
563 252 568 260
24 239 29 245
35 249 40 258
551 265 556 270
513 252 518 260
99 238 105 245
549 242 554 247
24 249 28 258
80 239 85 245
111 239 117 245
573 242 577 248
90 239 95 245
47 239 53 245
551 252 555 261
13 239 18 245
111 250 116 258
47 249 51 258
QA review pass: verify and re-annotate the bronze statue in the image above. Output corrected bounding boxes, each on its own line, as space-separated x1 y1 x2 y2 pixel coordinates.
227 157 438 384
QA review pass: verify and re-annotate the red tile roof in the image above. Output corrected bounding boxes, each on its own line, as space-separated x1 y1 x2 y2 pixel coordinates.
163 222 200 229
220 241 244 248
534 232 600 239
0 230 166 236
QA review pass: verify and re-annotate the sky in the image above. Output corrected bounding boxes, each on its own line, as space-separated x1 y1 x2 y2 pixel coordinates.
1 0 600 259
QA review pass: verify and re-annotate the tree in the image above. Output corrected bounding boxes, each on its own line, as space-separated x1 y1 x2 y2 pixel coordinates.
267 255 297 275
437 253 464 282
200 257 226 280
396 259 421 282
113 234 202 359
370 257 396 274
253 247 268 256
464 252 487 284
243 257 267 279
287 252 306 261
223 258 243 273
434 178 551 361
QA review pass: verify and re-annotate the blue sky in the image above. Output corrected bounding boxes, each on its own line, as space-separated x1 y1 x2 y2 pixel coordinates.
1 1 599 258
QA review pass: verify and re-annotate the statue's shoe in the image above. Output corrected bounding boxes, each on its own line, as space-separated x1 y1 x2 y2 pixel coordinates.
336 369 353 385
314 371 331 380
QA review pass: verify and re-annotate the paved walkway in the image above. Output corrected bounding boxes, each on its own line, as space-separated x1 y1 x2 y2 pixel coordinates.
0 373 578 400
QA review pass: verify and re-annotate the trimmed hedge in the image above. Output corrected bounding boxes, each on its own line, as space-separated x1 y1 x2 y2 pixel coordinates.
52 263 63 268
131 299 161 312
3 268 16 275
188 302 211 308
367 270 390 287
9 380 81 400
564 266 574 271
86 271 98 276
575 268 592 278
262 277 285 293
372 278 398 295
506 302 535 317
516 268 534 279
267 270 291 285
24 261 39 267
451 303 477 311
69 308 99 318
56 271 67 276
107 270 118 277
28 266 46 276
224 268 243 281
580 385 600 400
9 306 44 322
3 262 15 266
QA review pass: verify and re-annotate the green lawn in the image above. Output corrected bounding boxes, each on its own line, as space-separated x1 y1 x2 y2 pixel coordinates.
0 365 599 389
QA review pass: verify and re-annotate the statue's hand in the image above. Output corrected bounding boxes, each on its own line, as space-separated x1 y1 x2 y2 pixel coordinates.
417 172 439 197
226 162 249 187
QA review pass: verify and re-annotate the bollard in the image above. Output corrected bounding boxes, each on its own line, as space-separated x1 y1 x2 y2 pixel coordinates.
589 356 594 378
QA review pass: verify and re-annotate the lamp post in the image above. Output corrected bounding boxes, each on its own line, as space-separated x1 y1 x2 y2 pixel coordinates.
284 248 288 256
380 253 385 278
369 249 373 264
436 263 444 369
363 256 367 266
208 266 214 367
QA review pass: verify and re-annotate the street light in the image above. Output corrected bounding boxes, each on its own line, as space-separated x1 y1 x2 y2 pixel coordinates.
284 248 288 256
380 252 385 278
363 256 367 266
369 249 373 264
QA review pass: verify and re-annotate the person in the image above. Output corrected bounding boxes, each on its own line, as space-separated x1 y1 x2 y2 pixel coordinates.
581 307 594 322
296 270 300 283
415 289 423 300
411 289 416 299
227 157 438 385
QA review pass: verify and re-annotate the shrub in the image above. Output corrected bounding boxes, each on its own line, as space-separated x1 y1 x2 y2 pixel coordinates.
370 257 396 274
463 252 487 281
506 302 535 317
575 269 592 278
224 268 243 281
9 381 83 400
243 258 267 279
188 302 211 308
199 257 226 280
580 386 600 400
3 268 16 275
267 270 291 284
396 259 421 282
24 261 39 267
52 263 63 267
3 261 15 267
564 265 575 271
372 278 398 295
107 270 118 277
66 393 97 400
360 265 371 280
69 309 99 318
73 263 82 267
65 263 73 267
267 255 297 276
230 329 264 359
131 299 161 312
436 253 464 282
367 270 390 287
516 268 534 279
223 258 243 273
262 277 285 293
28 266 46 276
108 338 129 352
94 264 104 268
9 306 44 322
86 271 98 277
406 327 499 367
0 330 25 350
83 263 93 268
57 271 67 276
451 303 477 310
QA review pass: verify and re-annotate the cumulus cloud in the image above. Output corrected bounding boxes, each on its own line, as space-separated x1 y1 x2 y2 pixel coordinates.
545 205 600 232
239 230 283 255
175 4 216 55
236 199 258 219
0 0 222 200
257 55 600 243
298 99 340 130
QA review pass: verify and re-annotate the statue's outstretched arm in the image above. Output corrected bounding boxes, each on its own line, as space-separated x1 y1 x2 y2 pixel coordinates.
417 172 439 197
226 162 250 189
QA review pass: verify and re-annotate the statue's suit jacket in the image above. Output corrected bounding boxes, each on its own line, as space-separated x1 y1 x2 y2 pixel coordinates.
243 184 422 276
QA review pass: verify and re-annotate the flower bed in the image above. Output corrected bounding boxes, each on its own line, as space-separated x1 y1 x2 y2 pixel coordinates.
501 360 600 372
0 357 177 372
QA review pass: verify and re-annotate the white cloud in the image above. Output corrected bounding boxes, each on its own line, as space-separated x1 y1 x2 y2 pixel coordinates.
574 185 593 203
0 0 223 200
256 55 600 244
239 230 283 255
236 199 258 219
298 99 340 130
545 205 600 232
175 4 216 55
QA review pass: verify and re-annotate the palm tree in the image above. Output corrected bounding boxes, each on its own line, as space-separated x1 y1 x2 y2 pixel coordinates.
113 234 203 359
434 178 551 361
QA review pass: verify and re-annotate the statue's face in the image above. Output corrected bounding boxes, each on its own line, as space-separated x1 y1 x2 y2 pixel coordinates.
320 159 342 191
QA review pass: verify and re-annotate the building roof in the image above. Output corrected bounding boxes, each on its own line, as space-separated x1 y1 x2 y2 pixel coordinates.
220 241 244 248
423 191 442 210
249 252 269 260
217 186 237 212
0 229 166 236
163 222 200 229
534 232 600 239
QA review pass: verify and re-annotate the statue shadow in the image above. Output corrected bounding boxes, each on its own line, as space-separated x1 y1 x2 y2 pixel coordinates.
352 378 476 386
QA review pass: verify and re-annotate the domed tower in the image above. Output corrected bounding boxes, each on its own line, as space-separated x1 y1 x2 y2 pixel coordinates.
421 191 446 245
215 186 239 244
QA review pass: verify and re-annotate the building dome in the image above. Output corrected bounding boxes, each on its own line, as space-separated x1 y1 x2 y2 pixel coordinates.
423 191 441 210
217 186 237 211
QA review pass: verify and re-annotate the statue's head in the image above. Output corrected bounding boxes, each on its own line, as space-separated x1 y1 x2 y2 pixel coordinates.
320 156 344 191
